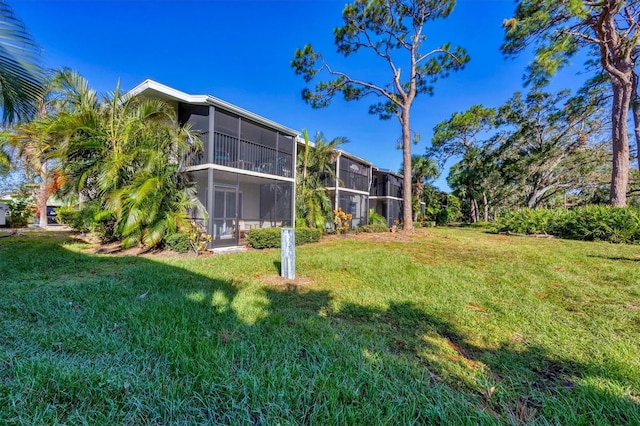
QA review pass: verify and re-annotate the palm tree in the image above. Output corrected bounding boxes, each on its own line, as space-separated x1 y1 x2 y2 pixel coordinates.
0 133 10 174
102 96 204 247
0 1 45 123
60 81 204 248
404 154 438 221
296 130 347 228
8 117 59 226
7 69 93 227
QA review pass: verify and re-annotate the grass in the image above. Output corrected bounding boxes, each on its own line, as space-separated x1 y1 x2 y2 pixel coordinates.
0 228 639 424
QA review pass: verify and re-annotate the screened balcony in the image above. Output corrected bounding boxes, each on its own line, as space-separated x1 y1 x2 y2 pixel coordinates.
321 156 370 192
180 103 295 178
370 171 403 198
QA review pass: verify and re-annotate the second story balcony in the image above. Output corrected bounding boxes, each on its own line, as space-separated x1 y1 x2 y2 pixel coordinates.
370 171 403 198
322 154 370 192
184 131 293 178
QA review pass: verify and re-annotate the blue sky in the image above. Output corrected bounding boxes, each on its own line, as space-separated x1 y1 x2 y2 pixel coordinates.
11 0 586 190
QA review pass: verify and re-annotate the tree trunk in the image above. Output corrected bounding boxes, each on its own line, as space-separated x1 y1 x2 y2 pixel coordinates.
610 76 632 206
38 161 48 228
470 197 478 223
483 192 488 222
474 199 479 222
401 107 413 231
632 72 640 171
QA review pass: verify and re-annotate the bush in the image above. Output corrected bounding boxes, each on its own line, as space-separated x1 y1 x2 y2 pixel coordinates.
55 206 81 228
295 227 322 245
559 206 640 243
165 232 191 253
58 202 103 233
369 208 386 225
7 196 34 228
357 223 389 233
496 206 640 244
246 227 322 249
496 208 568 235
435 195 462 226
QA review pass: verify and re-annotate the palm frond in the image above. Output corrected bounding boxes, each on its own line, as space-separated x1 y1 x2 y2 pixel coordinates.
0 1 45 123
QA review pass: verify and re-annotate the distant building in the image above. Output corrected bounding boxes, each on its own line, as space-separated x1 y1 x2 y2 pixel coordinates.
369 168 403 227
0 202 7 227
322 150 372 229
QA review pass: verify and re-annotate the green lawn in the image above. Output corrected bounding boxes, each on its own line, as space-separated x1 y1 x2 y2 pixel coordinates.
1 228 638 424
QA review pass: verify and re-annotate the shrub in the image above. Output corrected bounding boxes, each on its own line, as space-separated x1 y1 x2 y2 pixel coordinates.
246 227 322 249
76 204 117 241
357 223 389 233
186 222 212 255
369 208 386 225
295 227 322 245
435 195 462 226
496 206 640 244
165 232 190 253
55 206 81 228
7 196 34 228
496 209 568 235
247 228 280 249
559 205 640 243
61 202 110 234
333 208 352 234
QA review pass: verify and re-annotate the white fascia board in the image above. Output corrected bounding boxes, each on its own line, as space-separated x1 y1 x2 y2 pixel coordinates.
183 163 295 183
295 141 372 168
337 149 372 167
126 79 299 137
372 167 403 180
332 187 370 196
369 195 402 201
126 79 209 105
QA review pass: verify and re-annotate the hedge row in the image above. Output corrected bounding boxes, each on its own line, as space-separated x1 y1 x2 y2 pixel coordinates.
246 227 322 249
496 206 640 244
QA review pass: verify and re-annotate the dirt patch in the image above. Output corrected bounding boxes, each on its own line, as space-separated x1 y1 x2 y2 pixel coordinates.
321 229 425 244
80 237 212 259
259 274 315 288
71 228 424 258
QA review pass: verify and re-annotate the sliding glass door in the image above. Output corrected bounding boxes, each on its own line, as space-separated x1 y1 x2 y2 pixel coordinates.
212 186 241 247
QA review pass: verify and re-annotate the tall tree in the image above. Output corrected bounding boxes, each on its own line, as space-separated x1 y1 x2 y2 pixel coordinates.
296 130 347 229
430 104 495 222
292 0 469 231
9 118 58 227
632 68 640 170
8 69 95 227
0 1 45 123
495 89 609 208
502 0 640 206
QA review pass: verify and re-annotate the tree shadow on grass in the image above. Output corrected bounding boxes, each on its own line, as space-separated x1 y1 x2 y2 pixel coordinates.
0 234 243 423
587 254 640 262
256 290 640 425
1 233 638 425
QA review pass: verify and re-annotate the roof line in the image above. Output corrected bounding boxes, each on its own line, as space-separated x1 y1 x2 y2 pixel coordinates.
126 79 300 136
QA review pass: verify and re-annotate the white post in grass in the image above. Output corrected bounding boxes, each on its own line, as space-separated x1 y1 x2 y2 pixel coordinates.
281 228 295 279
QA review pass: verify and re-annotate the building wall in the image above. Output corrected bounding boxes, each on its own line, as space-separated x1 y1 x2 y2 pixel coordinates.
370 170 404 227
0 202 6 226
